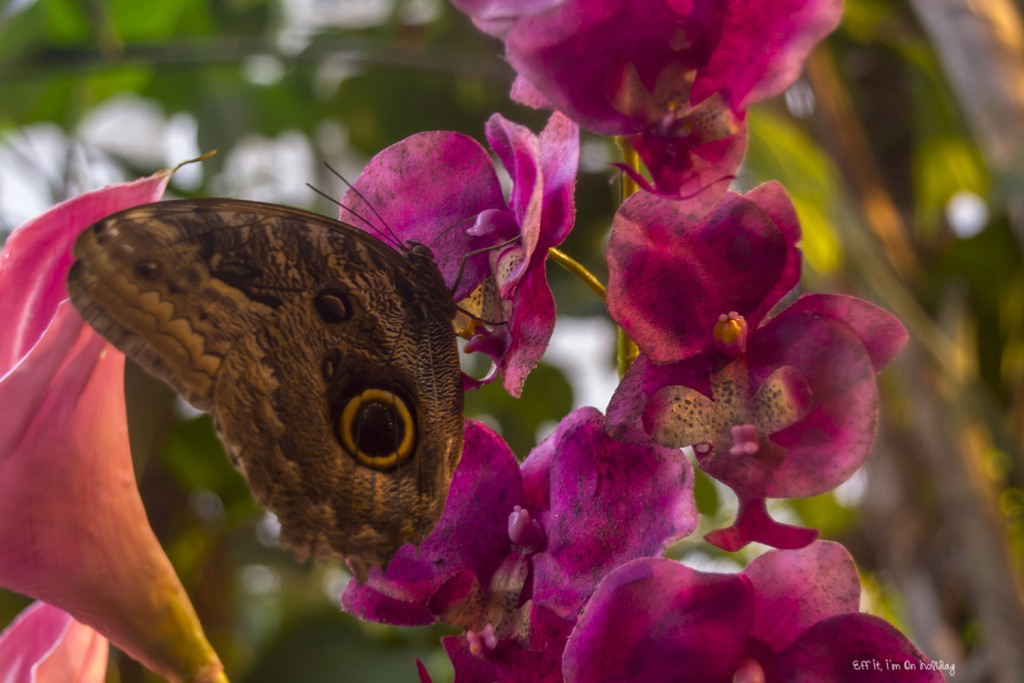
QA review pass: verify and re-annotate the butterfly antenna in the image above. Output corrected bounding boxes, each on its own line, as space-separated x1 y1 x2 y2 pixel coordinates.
449 235 520 297
323 162 405 249
305 182 402 250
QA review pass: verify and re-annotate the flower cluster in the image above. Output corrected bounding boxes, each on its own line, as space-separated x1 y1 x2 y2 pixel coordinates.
0 0 942 681
339 0 935 680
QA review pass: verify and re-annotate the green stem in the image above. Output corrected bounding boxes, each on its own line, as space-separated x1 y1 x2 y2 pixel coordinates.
613 137 641 375
548 247 606 300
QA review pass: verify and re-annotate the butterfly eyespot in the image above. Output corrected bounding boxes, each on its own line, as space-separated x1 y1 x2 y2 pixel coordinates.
337 388 415 471
134 260 161 279
314 288 352 325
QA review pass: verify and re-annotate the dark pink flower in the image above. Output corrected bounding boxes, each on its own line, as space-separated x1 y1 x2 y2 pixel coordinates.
455 0 841 198
563 541 943 683
338 112 579 397
0 177 225 681
606 186 907 550
0 602 108 682
607 182 801 365
343 408 696 680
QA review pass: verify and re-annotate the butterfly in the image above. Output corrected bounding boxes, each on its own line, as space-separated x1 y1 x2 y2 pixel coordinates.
67 198 464 577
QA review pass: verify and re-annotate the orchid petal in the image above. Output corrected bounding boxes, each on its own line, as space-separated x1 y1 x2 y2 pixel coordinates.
340 131 509 301
522 407 698 618
563 557 754 683
778 614 944 682
607 187 800 363
692 0 844 110
746 541 861 651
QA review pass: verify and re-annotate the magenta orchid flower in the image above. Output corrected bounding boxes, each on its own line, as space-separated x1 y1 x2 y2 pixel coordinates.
454 0 841 199
343 407 696 681
0 177 225 682
606 185 907 551
0 602 108 683
563 541 942 682
338 112 579 397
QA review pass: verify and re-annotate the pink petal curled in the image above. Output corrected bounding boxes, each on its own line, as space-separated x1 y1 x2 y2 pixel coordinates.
781 293 909 372
747 304 880 498
0 602 108 683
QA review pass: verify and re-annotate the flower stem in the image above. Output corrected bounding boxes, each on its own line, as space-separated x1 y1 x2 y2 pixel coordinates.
548 247 605 300
614 136 641 375
616 137 641 200
617 328 639 376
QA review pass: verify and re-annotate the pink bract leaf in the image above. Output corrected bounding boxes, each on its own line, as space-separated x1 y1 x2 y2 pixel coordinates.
0 602 108 683
0 177 224 682
0 174 171 372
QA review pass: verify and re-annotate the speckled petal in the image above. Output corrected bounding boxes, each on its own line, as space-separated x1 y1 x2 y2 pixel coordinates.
750 365 811 435
606 352 715 444
746 542 861 651
521 408 698 618
645 383 719 449
563 557 754 683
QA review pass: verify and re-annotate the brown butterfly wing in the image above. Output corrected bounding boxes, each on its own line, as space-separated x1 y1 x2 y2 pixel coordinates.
68 199 464 571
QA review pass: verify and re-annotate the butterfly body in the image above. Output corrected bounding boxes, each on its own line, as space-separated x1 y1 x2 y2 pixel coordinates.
68 199 464 573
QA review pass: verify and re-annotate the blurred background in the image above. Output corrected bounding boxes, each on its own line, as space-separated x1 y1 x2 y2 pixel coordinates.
1 0 1022 681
